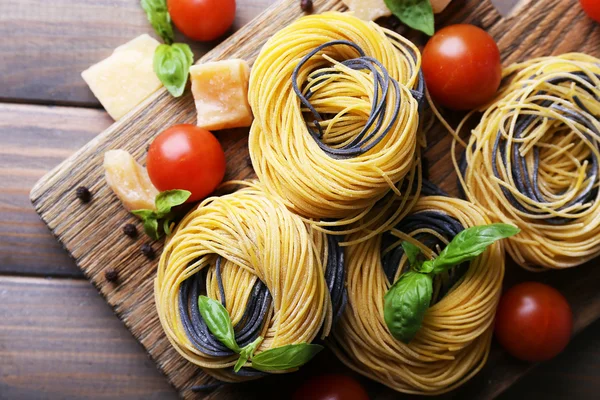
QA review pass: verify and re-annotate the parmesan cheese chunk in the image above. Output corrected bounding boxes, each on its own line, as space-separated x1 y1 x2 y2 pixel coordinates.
104 150 158 212
190 59 253 131
342 0 452 21
342 0 391 21
82 34 162 120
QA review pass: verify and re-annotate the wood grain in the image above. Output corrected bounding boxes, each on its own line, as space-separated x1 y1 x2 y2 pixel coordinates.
0 276 177 399
500 319 600 400
0 0 277 106
0 103 111 277
28 0 600 399
1 275 598 400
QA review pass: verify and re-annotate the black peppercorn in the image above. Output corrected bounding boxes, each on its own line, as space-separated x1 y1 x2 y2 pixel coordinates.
300 0 313 13
123 223 138 238
141 243 156 260
104 268 118 282
75 186 92 203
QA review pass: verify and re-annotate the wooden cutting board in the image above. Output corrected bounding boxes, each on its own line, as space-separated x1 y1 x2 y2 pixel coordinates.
30 0 600 399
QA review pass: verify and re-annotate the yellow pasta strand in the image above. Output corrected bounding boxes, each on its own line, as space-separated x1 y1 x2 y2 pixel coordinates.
330 196 505 395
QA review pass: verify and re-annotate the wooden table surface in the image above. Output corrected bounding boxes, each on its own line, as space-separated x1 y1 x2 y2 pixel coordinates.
0 0 598 398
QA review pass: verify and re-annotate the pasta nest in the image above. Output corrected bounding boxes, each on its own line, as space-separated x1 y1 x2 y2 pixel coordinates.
330 196 505 395
155 181 346 382
454 53 600 270
248 12 423 242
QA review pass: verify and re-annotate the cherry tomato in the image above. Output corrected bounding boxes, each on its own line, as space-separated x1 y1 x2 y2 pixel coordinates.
580 0 600 23
168 0 236 42
147 124 226 202
495 282 572 362
422 24 502 110
292 374 370 400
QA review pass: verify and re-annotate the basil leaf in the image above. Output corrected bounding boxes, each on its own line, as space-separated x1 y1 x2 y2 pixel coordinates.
421 223 520 274
384 0 435 36
142 216 160 240
401 241 423 270
155 189 191 216
140 0 174 44
131 210 160 240
163 219 172 236
153 43 194 97
234 336 263 372
131 190 190 240
384 271 433 343
250 343 323 372
198 296 240 353
131 209 155 219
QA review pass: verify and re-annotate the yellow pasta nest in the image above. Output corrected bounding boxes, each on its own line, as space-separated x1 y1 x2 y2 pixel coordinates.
330 196 505 395
248 12 423 243
155 181 343 382
451 53 600 270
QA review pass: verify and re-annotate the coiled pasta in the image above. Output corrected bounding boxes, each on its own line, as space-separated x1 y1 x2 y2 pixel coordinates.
449 53 600 270
330 196 505 395
155 181 346 382
248 12 423 242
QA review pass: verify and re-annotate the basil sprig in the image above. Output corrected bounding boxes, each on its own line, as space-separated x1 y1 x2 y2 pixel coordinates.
198 296 323 372
235 336 263 373
140 0 174 44
140 0 195 97
384 223 520 343
154 43 194 97
132 189 191 240
384 0 435 36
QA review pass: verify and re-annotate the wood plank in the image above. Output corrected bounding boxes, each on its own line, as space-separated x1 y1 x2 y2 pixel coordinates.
0 0 277 106
28 0 600 398
500 319 600 400
0 103 112 277
0 276 598 399
0 276 177 399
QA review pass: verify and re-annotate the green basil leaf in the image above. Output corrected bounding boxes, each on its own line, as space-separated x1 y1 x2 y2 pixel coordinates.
421 223 520 274
384 271 433 343
235 336 264 372
131 209 155 219
140 0 174 44
163 219 172 236
155 189 191 216
154 43 194 97
143 217 160 240
131 209 160 239
384 0 435 36
197 296 240 353
401 241 423 270
250 343 323 372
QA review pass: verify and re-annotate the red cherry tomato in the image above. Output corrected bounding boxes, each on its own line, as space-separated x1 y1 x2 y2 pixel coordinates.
147 124 226 202
580 0 600 23
168 0 236 42
422 24 502 110
292 374 370 400
495 282 572 362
